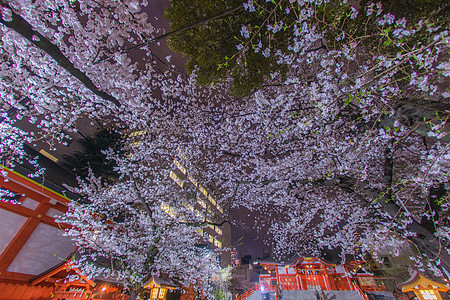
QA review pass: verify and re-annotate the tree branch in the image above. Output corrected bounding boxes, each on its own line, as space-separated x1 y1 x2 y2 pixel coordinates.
181 219 230 227
0 2 120 107
324 175 450 272
94 5 244 64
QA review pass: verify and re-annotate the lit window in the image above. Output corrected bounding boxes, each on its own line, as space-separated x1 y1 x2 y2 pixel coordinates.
39 149 58 163
209 235 214 243
208 195 216 206
217 206 224 214
177 147 189 161
173 159 187 174
198 184 208 197
197 198 207 209
214 239 222 248
150 287 168 300
420 290 438 300
129 130 145 137
130 141 142 147
215 227 222 235
169 171 184 188
161 203 176 217
188 175 198 187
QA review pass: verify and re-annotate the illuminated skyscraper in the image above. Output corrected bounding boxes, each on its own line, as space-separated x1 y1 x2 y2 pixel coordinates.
168 153 231 267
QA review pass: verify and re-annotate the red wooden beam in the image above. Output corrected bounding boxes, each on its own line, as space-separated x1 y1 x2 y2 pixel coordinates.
31 261 72 285
0 200 61 229
69 263 96 287
0 217 41 272
0 173 73 276
1 166 70 204
0 271 34 282
0 198 51 272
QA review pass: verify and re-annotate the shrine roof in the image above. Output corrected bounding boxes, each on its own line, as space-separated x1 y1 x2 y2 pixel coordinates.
29 250 124 286
29 252 74 285
399 270 450 292
143 276 178 289
258 256 336 267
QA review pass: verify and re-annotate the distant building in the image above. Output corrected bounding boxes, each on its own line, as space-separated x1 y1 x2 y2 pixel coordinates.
168 152 231 267
127 131 232 267
241 255 253 266
231 249 241 268
230 251 262 298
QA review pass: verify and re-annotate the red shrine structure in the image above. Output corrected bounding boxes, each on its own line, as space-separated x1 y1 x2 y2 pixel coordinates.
0 166 130 299
0 166 74 299
0 166 203 300
236 257 389 300
29 255 128 300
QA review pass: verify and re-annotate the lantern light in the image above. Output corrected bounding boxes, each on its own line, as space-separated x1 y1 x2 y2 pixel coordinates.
151 286 168 300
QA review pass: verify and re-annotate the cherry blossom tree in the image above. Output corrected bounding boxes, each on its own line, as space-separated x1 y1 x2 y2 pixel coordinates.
0 0 228 297
58 168 220 296
1 0 450 291
180 0 450 276
153 0 450 277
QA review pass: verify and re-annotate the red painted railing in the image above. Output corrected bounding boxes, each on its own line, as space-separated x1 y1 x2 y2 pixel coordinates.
359 284 386 292
237 282 389 300
236 285 259 300
353 284 370 300
236 284 278 300
52 291 90 300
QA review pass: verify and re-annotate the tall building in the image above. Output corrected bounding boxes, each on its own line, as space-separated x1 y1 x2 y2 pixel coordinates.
168 153 231 267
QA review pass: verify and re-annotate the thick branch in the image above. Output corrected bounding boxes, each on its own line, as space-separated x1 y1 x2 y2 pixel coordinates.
0 3 120 107
131 181 153 216
95 5 243 64
377 100 450 143
182 220 230 227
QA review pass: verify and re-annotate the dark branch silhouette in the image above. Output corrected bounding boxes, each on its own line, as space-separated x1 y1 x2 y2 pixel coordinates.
0 2 120 107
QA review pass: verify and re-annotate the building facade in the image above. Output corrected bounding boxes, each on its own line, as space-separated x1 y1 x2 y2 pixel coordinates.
236 257 393 300
168 153 232 267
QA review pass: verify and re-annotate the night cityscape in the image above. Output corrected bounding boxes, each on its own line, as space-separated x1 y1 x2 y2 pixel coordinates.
0 0 449 300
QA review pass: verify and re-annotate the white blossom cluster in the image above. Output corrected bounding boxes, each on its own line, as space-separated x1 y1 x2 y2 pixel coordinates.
57 164 220 294
0 0 449 288
202 0 449 273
